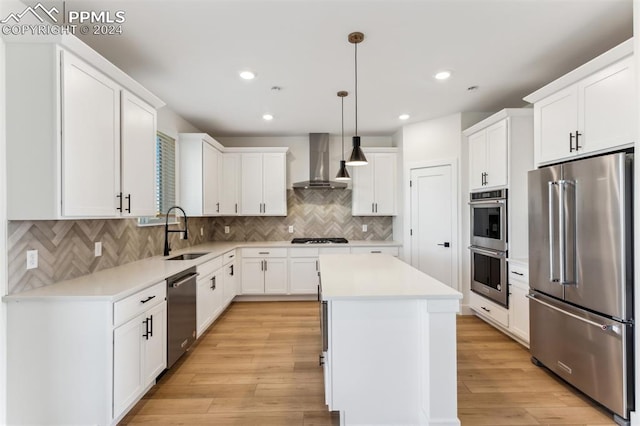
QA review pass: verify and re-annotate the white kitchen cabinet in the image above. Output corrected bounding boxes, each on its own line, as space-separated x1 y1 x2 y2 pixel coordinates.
525 41 634 166
6 42 163 220
121 90 158 217
289 248 320 294
223 250 238 306
219 153 241 215
508 262 530 345
467 119 508 191
179 133 224 216
196 256 225 337
469 291 509 328
241 151 288 216
240 248 288 294
350 246 399 256
352 149 398 216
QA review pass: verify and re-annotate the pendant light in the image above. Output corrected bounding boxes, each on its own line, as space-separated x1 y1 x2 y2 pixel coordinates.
345 31 368 166
335 91 351 181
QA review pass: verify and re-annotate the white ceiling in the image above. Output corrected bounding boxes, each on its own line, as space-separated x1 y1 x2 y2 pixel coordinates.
58 0 633 136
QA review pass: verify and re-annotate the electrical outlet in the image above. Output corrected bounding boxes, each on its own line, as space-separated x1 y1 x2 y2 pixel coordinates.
362 224 368 232
94 242 102 257
26 250 38 270
200 227 204 237
224 226 230 234
288 225 294 233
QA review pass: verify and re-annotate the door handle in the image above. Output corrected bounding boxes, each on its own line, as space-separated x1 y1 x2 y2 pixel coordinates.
437 242 450 248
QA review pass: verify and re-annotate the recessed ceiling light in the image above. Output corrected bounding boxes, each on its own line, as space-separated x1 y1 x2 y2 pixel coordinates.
262 114 274 121
434 70 452 80
399 114 410 120
239 70 256 80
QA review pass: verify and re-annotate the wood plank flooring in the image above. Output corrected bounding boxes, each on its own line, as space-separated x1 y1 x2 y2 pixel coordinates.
119 301 616 426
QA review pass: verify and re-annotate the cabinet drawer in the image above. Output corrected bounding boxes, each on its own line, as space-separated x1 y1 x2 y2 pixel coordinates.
198 256 223 277
289 247 319 258
509 263 529 283
223 250 236 264
469 291 509 328
319 247 351 255
242 248 287 258
114 281 166 327
351 246 399 256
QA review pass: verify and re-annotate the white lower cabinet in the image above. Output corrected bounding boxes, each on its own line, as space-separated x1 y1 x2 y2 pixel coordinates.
6 281 167 426
508 262 530 345
196 256 225 338
241 248 288 294
469 291 509 328
289 252 320 294
223 250 238 306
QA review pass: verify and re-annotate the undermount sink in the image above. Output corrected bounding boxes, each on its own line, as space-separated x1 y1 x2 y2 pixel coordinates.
165 252 209 261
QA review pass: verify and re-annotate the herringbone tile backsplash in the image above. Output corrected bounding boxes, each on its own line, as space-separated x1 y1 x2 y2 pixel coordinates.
8 189 392 294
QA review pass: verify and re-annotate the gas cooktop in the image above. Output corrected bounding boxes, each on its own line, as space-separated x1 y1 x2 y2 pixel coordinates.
291 237 349 244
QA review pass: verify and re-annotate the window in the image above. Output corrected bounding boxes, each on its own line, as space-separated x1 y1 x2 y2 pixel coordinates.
138 132 177 226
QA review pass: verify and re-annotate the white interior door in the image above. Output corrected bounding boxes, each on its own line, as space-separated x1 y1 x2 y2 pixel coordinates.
410 165 456 289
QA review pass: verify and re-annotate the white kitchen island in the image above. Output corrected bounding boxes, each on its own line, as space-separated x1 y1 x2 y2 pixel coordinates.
319 254 462 426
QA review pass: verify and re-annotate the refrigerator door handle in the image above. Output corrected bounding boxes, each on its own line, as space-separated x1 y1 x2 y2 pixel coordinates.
548 181 560 282
527 294 619 335
558 180 566 284
559 180 576 285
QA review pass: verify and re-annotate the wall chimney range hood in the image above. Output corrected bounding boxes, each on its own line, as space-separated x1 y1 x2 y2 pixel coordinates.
292 133 347 189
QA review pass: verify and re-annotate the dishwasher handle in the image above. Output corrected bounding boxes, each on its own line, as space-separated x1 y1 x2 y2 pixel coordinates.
171 272 199 288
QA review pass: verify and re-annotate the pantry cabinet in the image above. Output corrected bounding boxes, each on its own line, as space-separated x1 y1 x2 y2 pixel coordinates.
6 42 163 220
525 41 634 166
352 148 398 216
179 133 224 217
241 151 288 216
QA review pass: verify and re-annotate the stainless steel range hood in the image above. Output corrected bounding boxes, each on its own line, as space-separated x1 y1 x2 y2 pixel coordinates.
292 133 347 189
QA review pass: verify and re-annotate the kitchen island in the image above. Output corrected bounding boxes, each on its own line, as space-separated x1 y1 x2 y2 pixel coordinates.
319 254 462 426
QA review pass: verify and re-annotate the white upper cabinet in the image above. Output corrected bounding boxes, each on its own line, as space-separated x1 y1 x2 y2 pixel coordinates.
6 41 163 220
467 119 508 191
219 153 241 215
240 150 288 216
525 40 633 166
121 90 158 217
178 133 224 217
352 148 398 216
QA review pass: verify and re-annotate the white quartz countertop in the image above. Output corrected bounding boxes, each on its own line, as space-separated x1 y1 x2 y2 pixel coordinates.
4 240 400 302
319 254 463 300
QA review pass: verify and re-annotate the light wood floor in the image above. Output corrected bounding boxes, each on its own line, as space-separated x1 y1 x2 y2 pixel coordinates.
120 301 616 426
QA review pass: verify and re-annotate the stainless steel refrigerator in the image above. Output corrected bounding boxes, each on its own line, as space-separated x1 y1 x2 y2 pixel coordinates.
528 152 634 424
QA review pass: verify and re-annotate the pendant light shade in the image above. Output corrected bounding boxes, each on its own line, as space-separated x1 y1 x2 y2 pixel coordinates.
335 91 351 181
345 31 368 167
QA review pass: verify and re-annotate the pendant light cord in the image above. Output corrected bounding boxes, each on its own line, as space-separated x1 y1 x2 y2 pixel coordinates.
341 96 345 160
354 42 358 136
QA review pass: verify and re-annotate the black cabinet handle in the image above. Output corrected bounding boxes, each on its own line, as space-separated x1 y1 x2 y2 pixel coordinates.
211 275 216 290
142 317 150 340
481 306 491 313
512 271 524 276
149 314 153 337
229 264 234 276
437 242 450 248
264 260 268 272
125 194 131 213
235 203 238 213
140 295 156 304
216 202 220 213
575 131 582 150
569 132 575 152
116 192 123 212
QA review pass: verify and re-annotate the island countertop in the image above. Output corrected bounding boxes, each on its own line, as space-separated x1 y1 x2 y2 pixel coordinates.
319 253 463 300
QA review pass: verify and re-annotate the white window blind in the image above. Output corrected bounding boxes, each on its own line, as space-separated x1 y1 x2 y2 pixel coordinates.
138 132 176 226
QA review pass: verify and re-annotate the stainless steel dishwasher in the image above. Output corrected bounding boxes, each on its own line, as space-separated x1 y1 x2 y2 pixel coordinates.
166 266 198 369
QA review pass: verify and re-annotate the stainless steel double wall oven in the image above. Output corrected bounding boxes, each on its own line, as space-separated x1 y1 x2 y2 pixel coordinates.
469 189 508 307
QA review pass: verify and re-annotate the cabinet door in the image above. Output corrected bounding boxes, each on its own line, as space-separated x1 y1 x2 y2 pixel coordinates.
196 274 215 337
121 91 157 217
289 258 319 294
211 270 224 319
509 283 530 344
264 258 288 294
224 262 237 305
468 131 487 191
142 301 167 386
262 153 287 215
241 153 263 215
203 143 220 215
373 153 396 215
220 153 240 215
352 162 375 215
61 51 120 217
485 120 508 188
535 85 578 164
113 314 143 418
579 56 634 155
241 258 265 294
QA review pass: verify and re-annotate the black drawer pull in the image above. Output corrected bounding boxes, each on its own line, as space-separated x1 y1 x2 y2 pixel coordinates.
481 306 491 313
512 271 524 276
140 295 156 304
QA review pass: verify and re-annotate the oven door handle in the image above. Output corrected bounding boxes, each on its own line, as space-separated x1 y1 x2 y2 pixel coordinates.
468 246 505 257
468 199 506 206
